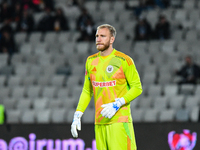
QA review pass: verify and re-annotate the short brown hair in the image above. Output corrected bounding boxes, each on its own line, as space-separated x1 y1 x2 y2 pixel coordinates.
97 24 117 38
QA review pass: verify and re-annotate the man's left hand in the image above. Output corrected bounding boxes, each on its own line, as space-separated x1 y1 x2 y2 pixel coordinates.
101 98 125 119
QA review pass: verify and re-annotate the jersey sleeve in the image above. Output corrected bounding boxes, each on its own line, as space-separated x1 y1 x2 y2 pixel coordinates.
76 59 93 113
122 57 142 103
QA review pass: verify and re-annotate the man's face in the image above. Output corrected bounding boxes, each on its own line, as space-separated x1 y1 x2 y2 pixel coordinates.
95 28 114 52
185 57 192 65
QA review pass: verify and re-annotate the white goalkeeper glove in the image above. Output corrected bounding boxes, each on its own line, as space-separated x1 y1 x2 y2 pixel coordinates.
71 111 83 138
101 97 126 119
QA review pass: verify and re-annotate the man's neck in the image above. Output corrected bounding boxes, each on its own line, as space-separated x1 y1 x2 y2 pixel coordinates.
100 47 113 56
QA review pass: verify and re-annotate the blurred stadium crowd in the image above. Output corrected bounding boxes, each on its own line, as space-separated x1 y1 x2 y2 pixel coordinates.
0 0 200 124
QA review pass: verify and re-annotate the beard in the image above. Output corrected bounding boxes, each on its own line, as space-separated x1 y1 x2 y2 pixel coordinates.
96 41 110 52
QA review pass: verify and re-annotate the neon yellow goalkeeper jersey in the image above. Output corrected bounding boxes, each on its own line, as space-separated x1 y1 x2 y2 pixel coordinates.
76 49 142 125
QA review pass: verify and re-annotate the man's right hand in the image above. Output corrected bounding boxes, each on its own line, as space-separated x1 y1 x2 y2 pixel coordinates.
71 111 83 138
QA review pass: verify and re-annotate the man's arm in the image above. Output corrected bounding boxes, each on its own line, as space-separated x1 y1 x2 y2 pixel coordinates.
101 57 142 119
71 60 93 138
122 57 143 103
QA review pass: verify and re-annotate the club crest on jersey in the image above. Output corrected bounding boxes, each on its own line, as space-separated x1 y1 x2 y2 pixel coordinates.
106 65 113 73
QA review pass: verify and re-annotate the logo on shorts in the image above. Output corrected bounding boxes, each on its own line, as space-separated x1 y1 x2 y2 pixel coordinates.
106 65 113 73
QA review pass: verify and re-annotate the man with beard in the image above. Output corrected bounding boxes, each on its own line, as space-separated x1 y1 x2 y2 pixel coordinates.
175 55 200 85
71 24 143 150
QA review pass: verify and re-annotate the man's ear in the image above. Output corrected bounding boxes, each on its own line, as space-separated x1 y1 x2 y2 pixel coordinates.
110 36 115 44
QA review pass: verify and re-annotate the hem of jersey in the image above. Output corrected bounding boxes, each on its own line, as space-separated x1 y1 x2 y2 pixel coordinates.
95 121 132 125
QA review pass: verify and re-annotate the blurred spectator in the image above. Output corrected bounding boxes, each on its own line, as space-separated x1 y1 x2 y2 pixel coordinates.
22 0 41 12
175 55 200 85
0 1 12 23
77 19 96 42
11 2 23 23
0 19 13 34
37 7 54 32
67 0 84 6
134 17 152 41
53 8 69 31
126 0 155 18
0 30 16 55
154 0 170 8
42 0 55 11
16 9 35 33
76 8 93 32
154 15 170 40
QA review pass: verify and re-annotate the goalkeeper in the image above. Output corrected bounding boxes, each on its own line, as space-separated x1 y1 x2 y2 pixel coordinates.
71 24 142 150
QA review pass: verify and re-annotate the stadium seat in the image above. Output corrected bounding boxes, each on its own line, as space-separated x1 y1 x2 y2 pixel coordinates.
32 98 49 110
14 32 27 46
171 30 183 41
168 95 185 109
41 86 57 99
58 31 71 44
29 65 43 76
38 54 53 66
82 108 95 123
163 84 179 96
19 43 33 55
21 110 36 123
11 86 26 99
36 109 51 124
36 75 52 86
6 109 21 123
175 108 190 122
98 1 112 12
48 100 63 109
3 98 17 110
0 87 10 99
28 32 42 43
183 0 195 10
70 63 84 76
42 65 56 76
84 1 98 15
190 106 199 122
161 40 176 54
66 108 76 123
184 96 200 109
147 84 163 96
26 86 42 99
152 96 169 110
14 64 30 76
21 76 36 86
113 1 125 13
137 97 153 109
185 30 198 43
51 108 67 123
0 76 7 87
7 76 22 87
143 109 159 122
158 109 175 122
55 87 69 100
63 98 76 110
16 98 32 110
179 84 195 95
131 108 145 122
33 42 48 55
43 32 58 44
142 72 156 85
189 9 200 23
174 9 187 22
49 75 66 87
52 54 68 66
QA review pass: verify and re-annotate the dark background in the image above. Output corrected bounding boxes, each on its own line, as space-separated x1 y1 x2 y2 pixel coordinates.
0 123 199 150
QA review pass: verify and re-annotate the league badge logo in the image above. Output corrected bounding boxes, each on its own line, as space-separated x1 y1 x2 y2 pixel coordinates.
106 65 113 73
168 129 197 150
